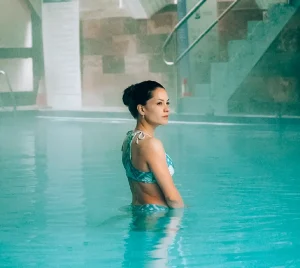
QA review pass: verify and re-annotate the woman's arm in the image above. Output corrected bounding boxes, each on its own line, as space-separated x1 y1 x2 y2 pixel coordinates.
141 138 184 208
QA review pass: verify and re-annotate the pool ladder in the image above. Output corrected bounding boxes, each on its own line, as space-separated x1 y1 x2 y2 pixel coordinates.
0 70 17 112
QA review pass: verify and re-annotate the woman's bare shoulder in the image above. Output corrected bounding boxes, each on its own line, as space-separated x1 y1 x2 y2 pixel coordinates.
139 137 165 156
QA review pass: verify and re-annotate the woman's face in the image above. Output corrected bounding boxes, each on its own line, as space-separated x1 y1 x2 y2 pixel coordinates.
143 87 170 126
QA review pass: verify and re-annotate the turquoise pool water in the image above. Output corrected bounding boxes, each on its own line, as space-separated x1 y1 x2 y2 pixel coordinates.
0 115 300 267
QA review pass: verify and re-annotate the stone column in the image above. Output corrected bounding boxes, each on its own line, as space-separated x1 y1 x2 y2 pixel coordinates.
42 0 82 110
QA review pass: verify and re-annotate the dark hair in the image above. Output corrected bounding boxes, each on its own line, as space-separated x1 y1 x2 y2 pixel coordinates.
122 80 164 118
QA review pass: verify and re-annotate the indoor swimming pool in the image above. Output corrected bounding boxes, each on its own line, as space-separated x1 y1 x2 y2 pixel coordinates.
0 114 299 267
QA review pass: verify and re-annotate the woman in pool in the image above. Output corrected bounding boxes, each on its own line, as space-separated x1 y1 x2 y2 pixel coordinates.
121 80 184 213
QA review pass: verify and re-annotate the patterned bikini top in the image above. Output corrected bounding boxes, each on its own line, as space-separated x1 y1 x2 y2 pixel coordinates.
121 130 174 184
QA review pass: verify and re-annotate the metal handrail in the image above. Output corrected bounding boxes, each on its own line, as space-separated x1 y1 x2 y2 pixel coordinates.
162 0 207 65
0 70 17 112
162 0 242 66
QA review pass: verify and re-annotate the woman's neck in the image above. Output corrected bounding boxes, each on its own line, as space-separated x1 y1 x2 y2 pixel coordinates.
135 122 155 137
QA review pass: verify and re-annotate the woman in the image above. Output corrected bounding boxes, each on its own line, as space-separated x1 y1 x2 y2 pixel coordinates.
121 80 184 213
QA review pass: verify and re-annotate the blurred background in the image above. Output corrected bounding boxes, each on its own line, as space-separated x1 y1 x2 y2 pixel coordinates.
1 0 300 116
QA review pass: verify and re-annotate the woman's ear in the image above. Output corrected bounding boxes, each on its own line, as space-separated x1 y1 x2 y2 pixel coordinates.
137 104 144 116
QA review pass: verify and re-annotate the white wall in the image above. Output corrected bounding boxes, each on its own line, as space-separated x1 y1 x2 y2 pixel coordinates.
0 0 33 92
0 59 33 92
0 0 32 48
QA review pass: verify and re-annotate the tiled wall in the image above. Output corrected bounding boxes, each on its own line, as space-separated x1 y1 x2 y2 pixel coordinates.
81 11 177 110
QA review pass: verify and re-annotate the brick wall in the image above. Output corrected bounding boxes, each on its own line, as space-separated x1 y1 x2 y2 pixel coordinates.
81 11 177 110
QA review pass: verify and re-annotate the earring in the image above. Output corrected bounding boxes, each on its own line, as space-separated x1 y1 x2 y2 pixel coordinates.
142 115 145 119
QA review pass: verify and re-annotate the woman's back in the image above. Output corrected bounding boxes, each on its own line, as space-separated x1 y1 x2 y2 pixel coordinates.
122 130 168 206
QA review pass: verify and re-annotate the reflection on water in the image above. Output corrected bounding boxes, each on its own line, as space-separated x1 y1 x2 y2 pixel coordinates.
98 206 185 268
122 208 185 268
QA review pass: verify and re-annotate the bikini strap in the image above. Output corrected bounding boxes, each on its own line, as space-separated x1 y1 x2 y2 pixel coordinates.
133 130 151 144
126 130 151 159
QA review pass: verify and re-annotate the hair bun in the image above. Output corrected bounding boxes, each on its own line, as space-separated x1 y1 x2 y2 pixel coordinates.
122 84 135 106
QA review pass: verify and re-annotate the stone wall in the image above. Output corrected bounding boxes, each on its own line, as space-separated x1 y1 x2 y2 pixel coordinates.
81 10 177 110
